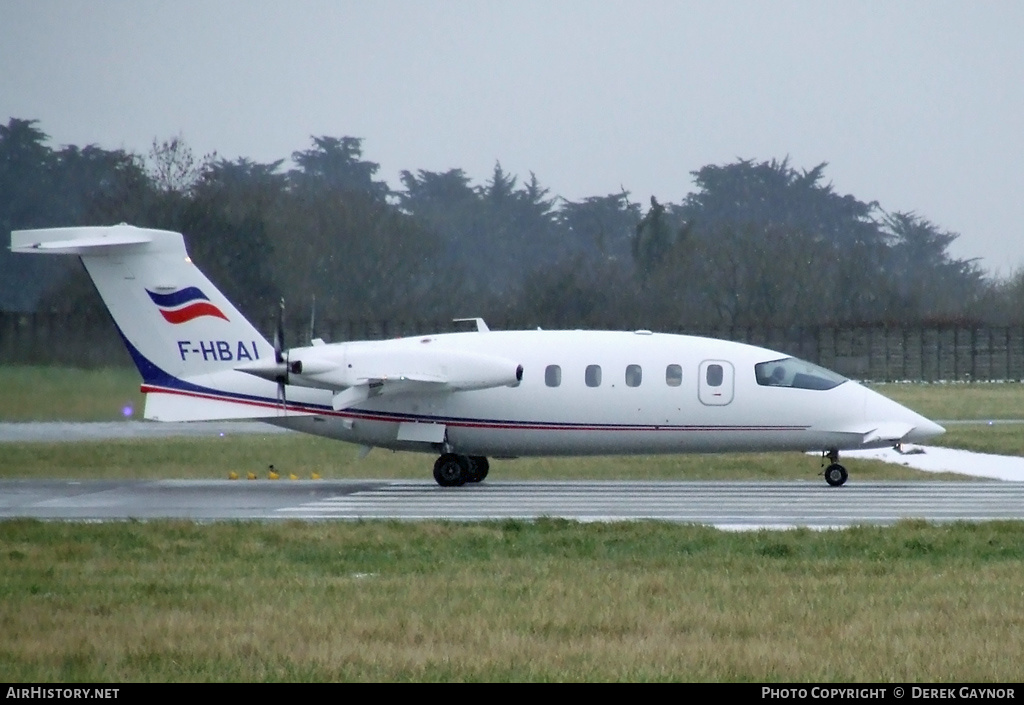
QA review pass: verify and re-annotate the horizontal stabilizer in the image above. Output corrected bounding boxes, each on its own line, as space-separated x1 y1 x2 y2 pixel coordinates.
11 226 156 254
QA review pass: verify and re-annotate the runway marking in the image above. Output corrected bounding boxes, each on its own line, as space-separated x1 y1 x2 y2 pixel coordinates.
274 480 1024 526
5 479 1024 527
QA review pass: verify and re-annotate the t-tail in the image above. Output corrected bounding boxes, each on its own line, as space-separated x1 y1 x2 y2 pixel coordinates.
11 225 285 421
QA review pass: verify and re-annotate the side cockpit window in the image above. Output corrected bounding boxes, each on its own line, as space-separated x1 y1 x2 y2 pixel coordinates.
755 358 846 391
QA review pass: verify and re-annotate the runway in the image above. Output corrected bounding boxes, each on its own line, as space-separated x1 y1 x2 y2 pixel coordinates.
3 479 1024 528
4 423 1024 528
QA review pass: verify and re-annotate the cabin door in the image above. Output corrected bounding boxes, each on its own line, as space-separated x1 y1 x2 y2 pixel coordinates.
698 360 734 406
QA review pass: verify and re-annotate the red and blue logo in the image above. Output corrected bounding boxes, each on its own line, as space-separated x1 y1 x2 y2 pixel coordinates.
146 287 228 324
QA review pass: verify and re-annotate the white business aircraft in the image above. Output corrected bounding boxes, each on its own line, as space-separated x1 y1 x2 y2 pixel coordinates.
12 225 945 487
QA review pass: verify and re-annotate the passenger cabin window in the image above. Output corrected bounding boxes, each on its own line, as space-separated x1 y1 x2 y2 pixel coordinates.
625 364 642 387
545 364 562 387
705 364 724 387
585 364 602 387
666 364 682 387
754 357 847 391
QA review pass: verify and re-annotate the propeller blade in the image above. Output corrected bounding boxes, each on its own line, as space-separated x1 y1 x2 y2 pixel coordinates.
277 371 287 411
274 298 286 364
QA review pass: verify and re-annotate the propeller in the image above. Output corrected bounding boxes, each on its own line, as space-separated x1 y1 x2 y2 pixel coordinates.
274 298 288 409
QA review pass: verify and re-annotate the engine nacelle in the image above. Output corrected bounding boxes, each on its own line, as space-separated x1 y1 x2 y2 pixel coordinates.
310 343 521 391
239 339 521 397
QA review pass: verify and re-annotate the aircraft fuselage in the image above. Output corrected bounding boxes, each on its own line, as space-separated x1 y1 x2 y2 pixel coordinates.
235 329 940 459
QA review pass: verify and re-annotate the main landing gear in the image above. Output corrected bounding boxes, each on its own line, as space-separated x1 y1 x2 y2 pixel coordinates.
821 448 848 487
432 453 490 487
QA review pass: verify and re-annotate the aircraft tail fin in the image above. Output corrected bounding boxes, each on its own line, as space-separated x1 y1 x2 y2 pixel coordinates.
11 225 281 420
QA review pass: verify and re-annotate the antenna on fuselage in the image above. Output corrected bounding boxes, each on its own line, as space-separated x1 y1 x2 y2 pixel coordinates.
453 317 490 332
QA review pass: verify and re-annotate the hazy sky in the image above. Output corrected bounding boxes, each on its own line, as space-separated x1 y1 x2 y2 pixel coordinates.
3 1 1023 273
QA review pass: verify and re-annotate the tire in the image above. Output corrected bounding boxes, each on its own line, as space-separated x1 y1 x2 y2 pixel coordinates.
824 463 848 487
466 456 490 483
433 453 469 487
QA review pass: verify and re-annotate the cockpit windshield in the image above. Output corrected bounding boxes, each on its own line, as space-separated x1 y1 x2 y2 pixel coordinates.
754 357 847 391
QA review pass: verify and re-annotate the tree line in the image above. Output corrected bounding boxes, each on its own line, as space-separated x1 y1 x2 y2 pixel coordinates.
2 117 1023 334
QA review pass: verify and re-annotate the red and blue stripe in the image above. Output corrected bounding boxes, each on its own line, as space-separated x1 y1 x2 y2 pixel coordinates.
146 287 228 324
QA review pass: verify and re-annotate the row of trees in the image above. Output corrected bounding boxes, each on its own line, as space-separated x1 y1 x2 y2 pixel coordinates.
2 117 1023 333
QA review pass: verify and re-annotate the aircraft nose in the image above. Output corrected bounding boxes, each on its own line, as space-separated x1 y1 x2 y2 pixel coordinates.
862 385 946 444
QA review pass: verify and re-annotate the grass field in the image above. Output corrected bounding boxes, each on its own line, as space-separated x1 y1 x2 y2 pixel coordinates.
869 381 1024 422
3 519 1024 682
0 366 145 422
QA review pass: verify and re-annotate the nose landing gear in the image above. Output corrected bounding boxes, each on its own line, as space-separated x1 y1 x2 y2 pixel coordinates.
821 448 848 487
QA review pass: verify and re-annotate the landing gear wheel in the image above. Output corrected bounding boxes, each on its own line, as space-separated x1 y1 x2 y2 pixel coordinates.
824 463 848 487
433 453 469 487
466 456 490 483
